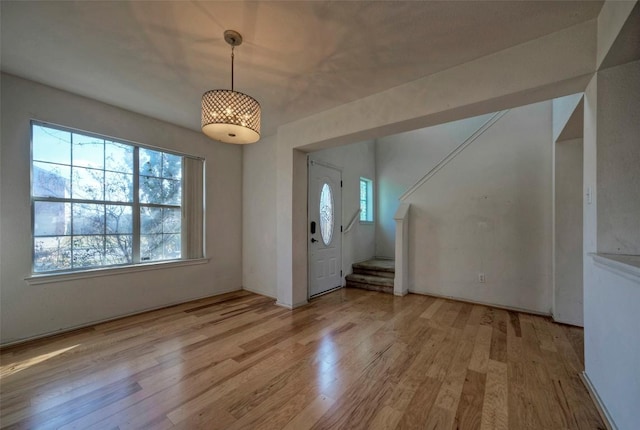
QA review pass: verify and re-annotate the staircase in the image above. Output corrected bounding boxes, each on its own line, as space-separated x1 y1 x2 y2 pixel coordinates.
346 259 395 294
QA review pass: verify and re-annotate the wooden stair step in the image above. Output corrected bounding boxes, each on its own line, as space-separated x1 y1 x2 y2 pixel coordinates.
347 259 395 294
345 279 394 294
345 273 394 287
352 268 395 279
352 259 395 273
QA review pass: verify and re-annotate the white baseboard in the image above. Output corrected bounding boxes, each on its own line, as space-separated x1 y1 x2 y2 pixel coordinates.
241 285 277 299
275 299 308 310
408 289 550 317
580 372 617 430
550 314 584 328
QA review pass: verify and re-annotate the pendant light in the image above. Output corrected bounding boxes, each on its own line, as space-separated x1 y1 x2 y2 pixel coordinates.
201 30 261 144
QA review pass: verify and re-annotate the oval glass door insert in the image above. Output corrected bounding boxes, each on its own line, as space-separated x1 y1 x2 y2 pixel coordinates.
319 183 334 245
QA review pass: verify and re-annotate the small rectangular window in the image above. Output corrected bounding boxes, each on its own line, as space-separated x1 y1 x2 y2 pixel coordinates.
360 177 373 222
31 121 203 274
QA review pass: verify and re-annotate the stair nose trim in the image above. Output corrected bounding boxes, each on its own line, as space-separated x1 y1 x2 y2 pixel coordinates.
352 261 395 273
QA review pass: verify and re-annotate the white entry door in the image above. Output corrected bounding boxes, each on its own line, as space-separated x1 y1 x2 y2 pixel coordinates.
308 159 342 298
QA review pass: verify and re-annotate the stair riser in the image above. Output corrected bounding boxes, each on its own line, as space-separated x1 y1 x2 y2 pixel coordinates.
345 274 394 287
352 268 395 279
346 281 393 294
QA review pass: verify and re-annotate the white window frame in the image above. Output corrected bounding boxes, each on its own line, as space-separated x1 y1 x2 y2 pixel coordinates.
359 177 374 223
29 120 204 277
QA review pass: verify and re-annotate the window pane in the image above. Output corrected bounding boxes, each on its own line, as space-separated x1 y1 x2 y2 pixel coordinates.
163 234 181 259
163 208 181 234
72 203 105 235
319 183 334 245
140 233 181 261
140 177 181 205
360 200 367 221
140 207 163 234
139 149 182 205
34 236 72 272
34 202 71 236
72 235 104 268
162 153 182 179
163 179 182 205
106 205 132 234
72 133 104 169
141 234 163 261
105 141 133 173
105 172 133 202
32 125 71 165
72 166 104 200
139 176 163 204
141 206 180 237
105 235 132 265
32 162 70 198
359 178 372 222
139 148 163 178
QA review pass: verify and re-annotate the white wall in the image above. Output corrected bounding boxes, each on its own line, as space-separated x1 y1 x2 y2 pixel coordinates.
375 114 493 258
274 20 595 308
583 57 640 430
401 101 553 313
552 93 583 143
0 74 243 345
584 260 640 430
596 60 640 255
553 137 584 326
311 140 376 278
242 134 277 298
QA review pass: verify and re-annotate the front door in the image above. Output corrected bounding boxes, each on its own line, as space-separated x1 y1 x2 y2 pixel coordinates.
308 159 342 298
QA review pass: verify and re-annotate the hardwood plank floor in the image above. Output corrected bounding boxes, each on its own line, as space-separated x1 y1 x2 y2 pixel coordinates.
0 289 605 429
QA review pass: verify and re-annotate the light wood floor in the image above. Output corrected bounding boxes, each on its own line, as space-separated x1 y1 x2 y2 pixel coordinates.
0 289 604 430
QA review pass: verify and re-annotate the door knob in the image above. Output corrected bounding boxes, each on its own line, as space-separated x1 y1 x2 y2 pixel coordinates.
311 238 318 243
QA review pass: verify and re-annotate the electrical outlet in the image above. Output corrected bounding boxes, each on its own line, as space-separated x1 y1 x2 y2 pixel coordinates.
478 273 486 283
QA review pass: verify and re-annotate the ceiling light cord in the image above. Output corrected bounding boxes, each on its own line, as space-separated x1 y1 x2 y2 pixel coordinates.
231 45 235 92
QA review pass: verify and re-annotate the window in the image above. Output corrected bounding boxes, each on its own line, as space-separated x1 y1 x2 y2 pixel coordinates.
31 122 203 274
360 177 373 222
319 182 334 245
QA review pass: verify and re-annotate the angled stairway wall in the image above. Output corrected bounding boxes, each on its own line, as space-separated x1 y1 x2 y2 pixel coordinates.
376 113 495 258
376 100 553 314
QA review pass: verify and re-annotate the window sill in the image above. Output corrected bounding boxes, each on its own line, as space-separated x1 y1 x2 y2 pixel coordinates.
359 221 374 225
25 258 210 286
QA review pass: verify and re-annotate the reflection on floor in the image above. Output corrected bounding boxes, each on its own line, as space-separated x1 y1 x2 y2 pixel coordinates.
0 288 603 429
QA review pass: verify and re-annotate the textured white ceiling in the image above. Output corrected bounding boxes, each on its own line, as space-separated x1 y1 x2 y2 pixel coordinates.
1 1 603 136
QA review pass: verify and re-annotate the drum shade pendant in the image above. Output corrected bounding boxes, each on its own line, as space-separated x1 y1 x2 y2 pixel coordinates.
201 30 261 144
